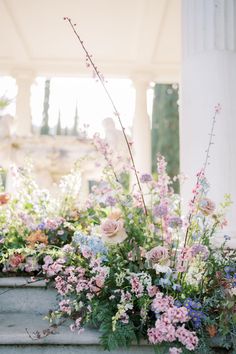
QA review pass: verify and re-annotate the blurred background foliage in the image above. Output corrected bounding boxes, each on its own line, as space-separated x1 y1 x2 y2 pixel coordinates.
151 83 179 192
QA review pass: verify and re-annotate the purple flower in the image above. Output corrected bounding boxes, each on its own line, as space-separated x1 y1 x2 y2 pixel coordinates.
140 174 152 183
105 196 116 207
191 244 209 260
153 204 168 218
168 217 183 228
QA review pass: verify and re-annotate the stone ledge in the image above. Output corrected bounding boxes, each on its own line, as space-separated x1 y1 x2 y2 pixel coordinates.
0 277 47 288
0 313 100 345
0 314 232 353
0 313 151 349
0 346 154 354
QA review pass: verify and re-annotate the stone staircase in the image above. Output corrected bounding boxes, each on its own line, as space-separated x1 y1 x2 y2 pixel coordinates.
0 277 154 354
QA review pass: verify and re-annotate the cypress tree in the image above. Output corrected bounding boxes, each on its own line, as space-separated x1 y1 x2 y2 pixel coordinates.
40 79 50 135
56 110 62 135
151 83 179 191
72 102 79 136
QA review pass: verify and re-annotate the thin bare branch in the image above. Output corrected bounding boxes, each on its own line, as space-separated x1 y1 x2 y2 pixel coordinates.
63 17 148 216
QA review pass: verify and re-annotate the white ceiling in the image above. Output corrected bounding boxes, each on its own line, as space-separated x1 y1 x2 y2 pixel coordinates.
0 0 181 81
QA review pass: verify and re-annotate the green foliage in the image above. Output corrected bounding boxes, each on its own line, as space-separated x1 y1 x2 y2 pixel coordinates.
0 95 12 111
93 304 137 351
151 84 179 191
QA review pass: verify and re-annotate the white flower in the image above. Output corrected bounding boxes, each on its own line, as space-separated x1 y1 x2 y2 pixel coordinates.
154 264 172 274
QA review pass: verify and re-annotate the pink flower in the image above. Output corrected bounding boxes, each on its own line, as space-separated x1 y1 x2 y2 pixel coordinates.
176 265 187 273
147 285 158 297
43 260 64 277
130 275 144 297
175 325 198 351
55 275 73 295
148 321 176 344
120 313 129 324
24 257 40 272
178 247 193 262
9 253 25 268
101 218 123 237
81 246 93 259
43 255 53 265
152 294 174 312
0 192 10 205
199 198 215 215
59 299 71 314
95 275 106 288
146 246 169 265
121 291 132 302
100 216 127 244
163 307 189 324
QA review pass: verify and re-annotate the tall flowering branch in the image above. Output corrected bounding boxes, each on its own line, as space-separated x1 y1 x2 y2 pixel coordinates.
183 104 221 247
63 17 148 216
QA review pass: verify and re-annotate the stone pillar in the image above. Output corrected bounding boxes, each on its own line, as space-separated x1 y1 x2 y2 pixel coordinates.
180 0 236 247
14 72 34 136
132 76 151 176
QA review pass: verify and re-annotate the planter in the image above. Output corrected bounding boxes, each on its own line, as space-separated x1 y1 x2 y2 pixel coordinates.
0 277 233 354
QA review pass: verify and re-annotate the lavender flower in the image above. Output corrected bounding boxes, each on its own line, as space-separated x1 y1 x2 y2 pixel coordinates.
140 174 152 183
105 196 116 207
168 217 183 228
153 204 168 218
191 244 209 260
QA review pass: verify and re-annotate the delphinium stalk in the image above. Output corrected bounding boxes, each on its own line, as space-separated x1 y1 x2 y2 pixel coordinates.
63 17 148 216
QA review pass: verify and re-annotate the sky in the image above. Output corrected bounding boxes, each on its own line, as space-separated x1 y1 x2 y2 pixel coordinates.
0 76 153 136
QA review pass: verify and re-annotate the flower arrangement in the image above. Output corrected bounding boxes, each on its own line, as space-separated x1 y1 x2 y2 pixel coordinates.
0 18 236 354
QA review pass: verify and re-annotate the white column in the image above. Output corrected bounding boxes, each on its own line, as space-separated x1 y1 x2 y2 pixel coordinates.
132 76 151 176
181 0 236 247
14 72 34 136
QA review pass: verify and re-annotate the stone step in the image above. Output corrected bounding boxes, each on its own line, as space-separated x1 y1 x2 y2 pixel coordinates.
0 313 153 354
0 278 232 353
0 277 57 315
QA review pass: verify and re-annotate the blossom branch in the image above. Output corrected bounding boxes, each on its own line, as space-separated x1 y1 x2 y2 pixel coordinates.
63 17 148 216
183 104 221 248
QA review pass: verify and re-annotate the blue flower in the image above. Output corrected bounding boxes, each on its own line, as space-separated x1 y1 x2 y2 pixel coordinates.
38 222 46 230
172 283 182 292
174 300 182 308
224 234 231 241
159 277 171 287
73 231 108 259
180 298 205 329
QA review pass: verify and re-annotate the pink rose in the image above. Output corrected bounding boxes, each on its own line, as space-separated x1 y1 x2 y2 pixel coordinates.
199 198 215 215
0 192 10 205
9 253 25 268
146 246 169 265
101 218 123 237
100 212 127 244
